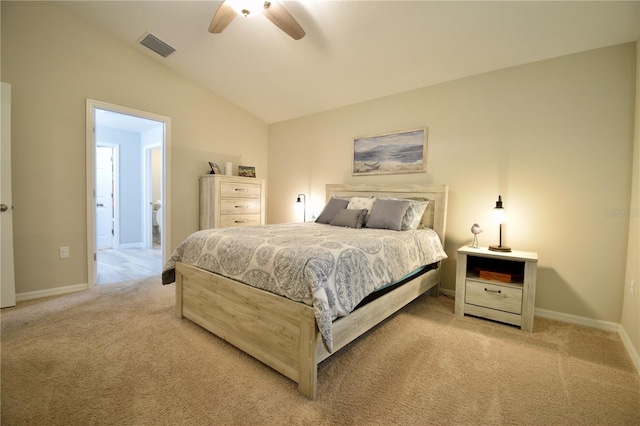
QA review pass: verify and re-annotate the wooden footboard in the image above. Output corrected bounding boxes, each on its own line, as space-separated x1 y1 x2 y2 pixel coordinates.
175 260 440 399
176 261 320 399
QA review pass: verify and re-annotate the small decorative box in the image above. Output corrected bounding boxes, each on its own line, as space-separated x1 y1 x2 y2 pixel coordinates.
479 270 512 283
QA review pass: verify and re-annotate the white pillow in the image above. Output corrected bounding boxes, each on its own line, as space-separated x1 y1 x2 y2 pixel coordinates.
402 200 429 230
347 197 376 223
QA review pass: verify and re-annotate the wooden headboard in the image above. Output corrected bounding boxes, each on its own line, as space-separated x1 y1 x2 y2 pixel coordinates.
325 184 449 244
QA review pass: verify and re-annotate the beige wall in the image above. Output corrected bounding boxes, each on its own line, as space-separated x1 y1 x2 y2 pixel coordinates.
621 40 640 359
268 43 636 324
1 2 268 293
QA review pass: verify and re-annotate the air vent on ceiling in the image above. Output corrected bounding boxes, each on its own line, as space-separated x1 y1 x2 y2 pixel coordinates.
139 33 175 58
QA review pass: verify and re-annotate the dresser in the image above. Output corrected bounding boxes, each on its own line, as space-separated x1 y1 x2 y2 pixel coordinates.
199 175 265 229
455 246 538 331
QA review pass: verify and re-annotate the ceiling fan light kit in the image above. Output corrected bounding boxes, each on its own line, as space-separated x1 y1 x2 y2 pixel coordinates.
227 0 266 17
209 0 305 40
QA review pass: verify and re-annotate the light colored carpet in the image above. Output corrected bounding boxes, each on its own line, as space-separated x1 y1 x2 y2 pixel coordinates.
1 276 639 425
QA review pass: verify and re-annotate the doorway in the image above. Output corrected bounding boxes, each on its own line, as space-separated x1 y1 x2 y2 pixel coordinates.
86 100 171 287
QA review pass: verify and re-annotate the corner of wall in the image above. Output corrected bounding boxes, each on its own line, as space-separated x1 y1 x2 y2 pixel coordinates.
619 38 640 367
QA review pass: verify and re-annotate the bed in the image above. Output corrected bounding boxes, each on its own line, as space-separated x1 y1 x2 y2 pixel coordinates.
163 183 448 399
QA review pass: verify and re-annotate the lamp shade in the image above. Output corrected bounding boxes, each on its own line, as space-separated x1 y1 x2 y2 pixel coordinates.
488 195 511 252
492 204 507 225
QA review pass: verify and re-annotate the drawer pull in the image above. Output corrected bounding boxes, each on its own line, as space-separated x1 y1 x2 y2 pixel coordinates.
484 288 502 294
235 188 249 192
234 219 249 223
235 205 250 208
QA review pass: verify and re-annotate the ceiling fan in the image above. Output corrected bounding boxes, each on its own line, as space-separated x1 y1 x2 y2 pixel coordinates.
209 0 305 40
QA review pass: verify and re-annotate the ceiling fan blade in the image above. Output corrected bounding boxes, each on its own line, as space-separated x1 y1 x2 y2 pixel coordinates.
209 1 237 33
263 1 305 40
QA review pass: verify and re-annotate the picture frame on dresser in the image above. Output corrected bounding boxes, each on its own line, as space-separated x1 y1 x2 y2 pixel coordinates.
238 165 256 178
208 162 221 174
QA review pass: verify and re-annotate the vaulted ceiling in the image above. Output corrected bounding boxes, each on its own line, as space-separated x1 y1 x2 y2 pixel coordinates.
58 1 639 124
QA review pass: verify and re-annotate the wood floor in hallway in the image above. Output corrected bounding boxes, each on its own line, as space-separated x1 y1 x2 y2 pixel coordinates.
96 246 162 285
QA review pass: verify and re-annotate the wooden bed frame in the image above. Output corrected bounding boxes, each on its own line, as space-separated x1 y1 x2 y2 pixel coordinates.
175 184 448 399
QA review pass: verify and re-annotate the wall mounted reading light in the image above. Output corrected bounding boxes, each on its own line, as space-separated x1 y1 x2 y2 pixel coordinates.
296 194 306 222
488 195 512 252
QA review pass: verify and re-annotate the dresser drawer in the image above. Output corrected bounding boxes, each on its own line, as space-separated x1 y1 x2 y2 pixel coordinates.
220 214 262 228
220 181 261 198
220 198 261 215
465 280 522 314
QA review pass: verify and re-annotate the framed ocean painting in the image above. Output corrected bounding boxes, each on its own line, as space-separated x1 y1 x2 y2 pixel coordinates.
352 128 428 176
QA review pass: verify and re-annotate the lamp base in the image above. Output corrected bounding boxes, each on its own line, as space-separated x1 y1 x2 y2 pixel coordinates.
489 245 512 252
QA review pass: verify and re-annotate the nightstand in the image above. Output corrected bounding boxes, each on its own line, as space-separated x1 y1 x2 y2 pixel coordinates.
455 246 538 331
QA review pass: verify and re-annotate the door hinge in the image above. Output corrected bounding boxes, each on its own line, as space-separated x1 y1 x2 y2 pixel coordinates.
94 253 97 261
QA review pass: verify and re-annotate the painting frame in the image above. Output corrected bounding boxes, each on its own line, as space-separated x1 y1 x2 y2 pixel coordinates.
352 127 428 176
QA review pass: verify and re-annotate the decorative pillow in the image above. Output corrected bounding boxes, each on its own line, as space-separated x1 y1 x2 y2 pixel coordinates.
330 208 368 229
347 196 376 212
315 198 350 224
347 196 376 223
402 200 429 231
365 199 411 231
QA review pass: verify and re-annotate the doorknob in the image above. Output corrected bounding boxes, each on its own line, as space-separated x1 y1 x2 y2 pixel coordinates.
96 203 104 207
0 204 8 212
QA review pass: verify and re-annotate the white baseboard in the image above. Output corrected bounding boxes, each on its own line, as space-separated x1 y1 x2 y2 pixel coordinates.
534 307 620 332
441 289 639 376
440 288 455 298
619 325 640 376
16 283 88 302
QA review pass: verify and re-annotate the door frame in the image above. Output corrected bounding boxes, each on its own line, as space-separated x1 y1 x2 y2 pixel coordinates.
86 99 171 287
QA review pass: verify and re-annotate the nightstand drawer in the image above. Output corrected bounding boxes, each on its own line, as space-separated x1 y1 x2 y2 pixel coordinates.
220 198 261 215
465 280 522 315
220 182 261 198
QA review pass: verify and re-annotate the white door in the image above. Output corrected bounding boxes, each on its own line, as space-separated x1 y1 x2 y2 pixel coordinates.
1 82 16 308
96 146 114 250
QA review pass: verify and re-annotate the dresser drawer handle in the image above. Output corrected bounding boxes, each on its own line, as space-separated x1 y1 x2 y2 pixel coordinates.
235 188 249 192
235 205 250 208
484 288 502 294
234 219 249 223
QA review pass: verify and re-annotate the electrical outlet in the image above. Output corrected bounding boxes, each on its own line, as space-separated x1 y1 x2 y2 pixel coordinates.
59 246 70 259
631 280 635 297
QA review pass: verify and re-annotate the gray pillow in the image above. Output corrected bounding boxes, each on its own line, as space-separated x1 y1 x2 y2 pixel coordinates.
378 197 430 230
365 199 411 231
330 208 368 228
315 198 350 224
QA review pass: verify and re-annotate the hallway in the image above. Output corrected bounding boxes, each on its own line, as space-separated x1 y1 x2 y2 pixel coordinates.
96 246 162 285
